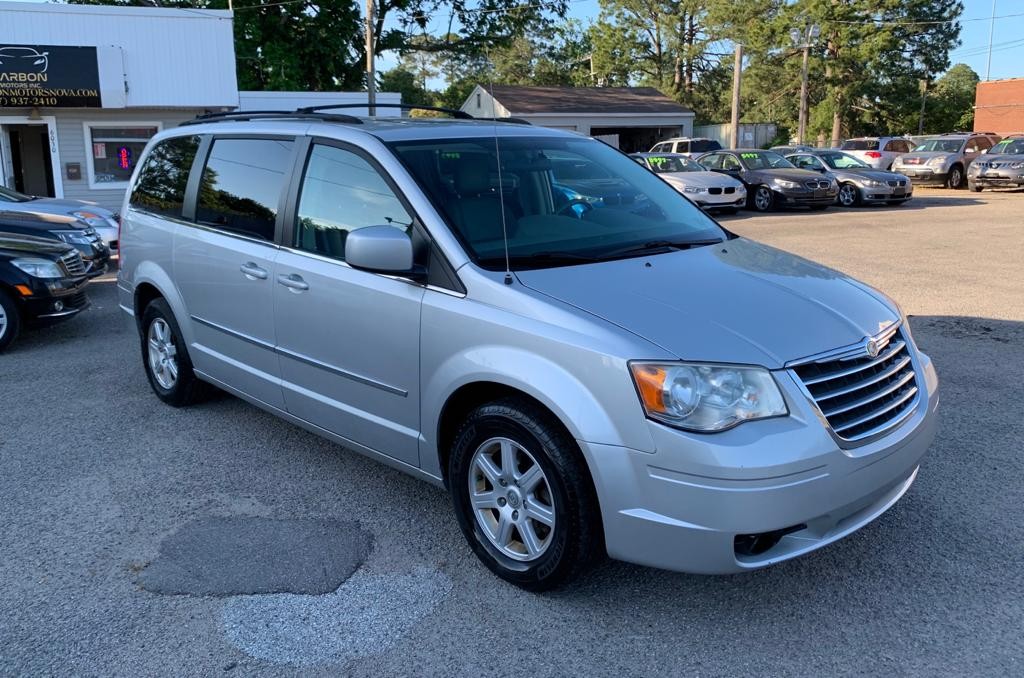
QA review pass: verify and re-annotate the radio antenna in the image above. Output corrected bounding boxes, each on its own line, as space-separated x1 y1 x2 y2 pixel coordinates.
485 71 513 285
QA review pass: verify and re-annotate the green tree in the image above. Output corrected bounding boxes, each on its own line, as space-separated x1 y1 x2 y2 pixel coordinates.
923 63 979 132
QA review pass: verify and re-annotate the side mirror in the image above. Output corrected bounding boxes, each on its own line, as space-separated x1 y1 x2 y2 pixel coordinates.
345 225 416 276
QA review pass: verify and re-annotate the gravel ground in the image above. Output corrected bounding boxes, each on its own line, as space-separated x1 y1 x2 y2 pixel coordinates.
1 188 1022 676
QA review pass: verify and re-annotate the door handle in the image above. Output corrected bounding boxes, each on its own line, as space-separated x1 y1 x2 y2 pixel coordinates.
240 262 268 280
277 273 309 292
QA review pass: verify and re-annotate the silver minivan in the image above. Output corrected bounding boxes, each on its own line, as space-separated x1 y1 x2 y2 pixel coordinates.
118 111 939 590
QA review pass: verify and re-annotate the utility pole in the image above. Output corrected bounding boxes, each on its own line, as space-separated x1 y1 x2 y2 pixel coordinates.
918 78 928 135
730 43 742 148
985 0 996 80
365 0 376 115
791 23 820 146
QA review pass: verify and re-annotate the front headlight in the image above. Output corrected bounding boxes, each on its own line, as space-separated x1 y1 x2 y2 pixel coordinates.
71 210 108 228
863 179 885 187
630 362 788 432
11 257 64 279
927 157 946 167
682 186 708 194
53 230 95 245
773 178 800 189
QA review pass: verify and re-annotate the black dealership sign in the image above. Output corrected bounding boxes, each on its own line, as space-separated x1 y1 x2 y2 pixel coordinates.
0 44 102 108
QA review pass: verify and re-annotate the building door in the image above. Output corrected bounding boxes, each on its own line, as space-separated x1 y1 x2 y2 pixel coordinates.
4 124 55 196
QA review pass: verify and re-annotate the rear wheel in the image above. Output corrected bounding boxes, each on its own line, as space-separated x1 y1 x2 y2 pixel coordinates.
140 298 212 406
750 185 774 212
0 288 21 353
837 182 860 207
449 397 601 591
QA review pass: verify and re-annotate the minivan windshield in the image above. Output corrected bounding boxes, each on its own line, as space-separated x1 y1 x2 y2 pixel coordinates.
389 136 726 270
913 138 964 153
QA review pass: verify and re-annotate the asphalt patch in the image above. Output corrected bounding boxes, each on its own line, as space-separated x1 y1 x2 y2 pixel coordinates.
138 517 373 596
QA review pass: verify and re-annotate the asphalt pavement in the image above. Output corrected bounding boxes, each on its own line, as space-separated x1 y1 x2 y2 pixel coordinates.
1 189 1021 676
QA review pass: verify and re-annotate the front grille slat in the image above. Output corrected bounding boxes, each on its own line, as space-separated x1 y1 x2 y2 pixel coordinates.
800 339 906 385
59 251 86 276
792 327 920 443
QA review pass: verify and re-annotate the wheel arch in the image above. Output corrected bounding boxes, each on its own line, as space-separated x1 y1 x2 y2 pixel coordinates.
130 262 192 344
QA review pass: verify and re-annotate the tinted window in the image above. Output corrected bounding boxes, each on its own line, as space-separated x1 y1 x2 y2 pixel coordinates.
791 154 824 170
294 144 412 260
689 139 721 153
737 151 793 170
195 138 294 241
721 154 742 171
699 153 723 169
842 139 880 151
129 135 200 218
974 137 993 151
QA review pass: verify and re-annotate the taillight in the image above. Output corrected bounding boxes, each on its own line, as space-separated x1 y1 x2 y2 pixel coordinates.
116 215 122 271
865 151 882 158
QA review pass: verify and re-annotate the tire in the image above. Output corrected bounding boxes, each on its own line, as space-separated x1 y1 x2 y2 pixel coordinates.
969 182 983 193
448 397 601 591
0 288 22 353
140 298 212 406
947 164 965 189
750 185 774 212
837 182 860 207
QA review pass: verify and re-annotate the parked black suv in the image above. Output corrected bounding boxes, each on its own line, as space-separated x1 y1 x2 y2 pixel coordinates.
0 211 110 277
0 233 91 352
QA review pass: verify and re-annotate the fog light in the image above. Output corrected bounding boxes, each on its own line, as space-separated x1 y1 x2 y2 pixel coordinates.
54 300 64 312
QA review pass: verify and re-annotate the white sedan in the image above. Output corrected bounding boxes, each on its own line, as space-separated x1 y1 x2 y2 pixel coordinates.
631 152 746 213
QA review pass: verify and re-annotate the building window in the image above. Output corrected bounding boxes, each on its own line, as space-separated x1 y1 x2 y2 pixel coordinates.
84 123 160 188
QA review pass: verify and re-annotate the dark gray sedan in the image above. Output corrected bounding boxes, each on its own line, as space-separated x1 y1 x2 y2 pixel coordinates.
696 149 838 212
786 150 913 207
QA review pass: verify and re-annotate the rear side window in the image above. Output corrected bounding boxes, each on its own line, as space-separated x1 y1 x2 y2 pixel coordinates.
842 139 879 150
689 139 721 153
195 138 294 241
129 135 199 218
293 144 412 261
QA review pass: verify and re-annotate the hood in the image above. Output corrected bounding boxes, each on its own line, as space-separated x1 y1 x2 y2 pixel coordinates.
749 167 825 183
0 232 73 258
833 168 901 182
897 151 952 163
975 154 1024 164
660 172 744 190
515 238 898 368
0 209 85 229
6 197 114 218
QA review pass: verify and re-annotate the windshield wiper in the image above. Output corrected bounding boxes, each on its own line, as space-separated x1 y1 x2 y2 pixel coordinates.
599 238 723 260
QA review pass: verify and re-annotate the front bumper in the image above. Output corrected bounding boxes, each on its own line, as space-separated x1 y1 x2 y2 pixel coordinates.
969 170 1024 188
18 278 91 324
585 351 939 574
859 184 913 203
775 188 838 207
696 192 746 209
894 167 948 185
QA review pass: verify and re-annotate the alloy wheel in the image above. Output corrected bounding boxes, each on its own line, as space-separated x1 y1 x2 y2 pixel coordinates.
839 184 858 206
468 437 556 562
755 187 773 211
949 167 963 188
147 318 179 390
0 304 6 340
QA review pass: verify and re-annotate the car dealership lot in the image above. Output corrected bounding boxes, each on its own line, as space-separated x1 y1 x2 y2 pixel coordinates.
1 189 1022 676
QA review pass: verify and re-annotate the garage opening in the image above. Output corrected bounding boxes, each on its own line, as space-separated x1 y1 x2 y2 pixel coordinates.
591 126 683 154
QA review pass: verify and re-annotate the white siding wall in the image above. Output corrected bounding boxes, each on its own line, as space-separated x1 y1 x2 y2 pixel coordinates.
56 109 200 211
1 2 237 108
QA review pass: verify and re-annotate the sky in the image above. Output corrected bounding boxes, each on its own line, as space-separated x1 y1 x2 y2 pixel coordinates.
9 0 1024 83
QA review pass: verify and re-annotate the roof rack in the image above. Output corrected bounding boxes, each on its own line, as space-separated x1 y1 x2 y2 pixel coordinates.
181 110 363 126
297 103 473 119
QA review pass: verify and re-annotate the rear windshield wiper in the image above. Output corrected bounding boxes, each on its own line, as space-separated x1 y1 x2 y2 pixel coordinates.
599 238 723 260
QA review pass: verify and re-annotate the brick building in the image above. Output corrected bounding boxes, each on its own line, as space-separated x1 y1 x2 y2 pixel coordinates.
974 78 1024 136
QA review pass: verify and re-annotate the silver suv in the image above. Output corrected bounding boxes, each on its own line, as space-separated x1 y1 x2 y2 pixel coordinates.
893 132 1002 188
118 109 939 590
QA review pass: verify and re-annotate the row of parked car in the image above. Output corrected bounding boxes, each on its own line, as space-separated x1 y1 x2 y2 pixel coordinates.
634 131 1024 214
0 186 120 351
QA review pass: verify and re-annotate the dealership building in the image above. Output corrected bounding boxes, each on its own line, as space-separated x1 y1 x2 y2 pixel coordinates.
0 2 399 212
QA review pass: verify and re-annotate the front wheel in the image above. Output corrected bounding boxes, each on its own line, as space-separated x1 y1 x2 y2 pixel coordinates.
837 182 860 207
449 398 601 591
750 185 774 212
947 165 965 189
0 288 22 353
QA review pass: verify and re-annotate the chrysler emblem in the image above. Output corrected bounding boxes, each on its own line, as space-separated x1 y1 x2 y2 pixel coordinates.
865 338 880 358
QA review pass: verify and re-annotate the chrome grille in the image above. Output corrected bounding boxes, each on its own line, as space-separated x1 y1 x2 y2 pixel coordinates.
805 180 830 189
792 327 919 443
60 251 86 276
